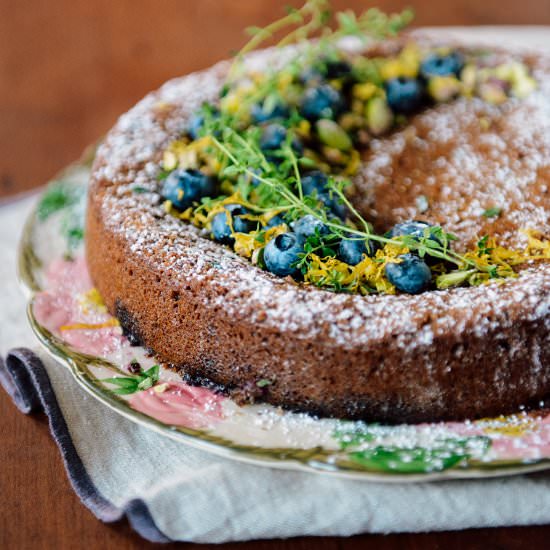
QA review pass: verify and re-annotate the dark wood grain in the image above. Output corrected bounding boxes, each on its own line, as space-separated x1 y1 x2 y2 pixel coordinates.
2 388 550 550
1 1 549 547
2 0 550 199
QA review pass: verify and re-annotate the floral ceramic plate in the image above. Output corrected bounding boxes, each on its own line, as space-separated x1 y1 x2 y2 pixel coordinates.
18 154 550 482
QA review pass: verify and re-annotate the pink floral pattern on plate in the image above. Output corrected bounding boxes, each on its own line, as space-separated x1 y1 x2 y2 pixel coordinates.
33 256 225 430
33 257 126 356
130 382 226 429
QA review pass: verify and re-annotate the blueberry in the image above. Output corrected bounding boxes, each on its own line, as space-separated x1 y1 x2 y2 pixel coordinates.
188 106 219 139
251 101 289 123
388 220 442 246
259 124 303 158
301 171 347 219
337 237 377 265
302 60 352 83
385 253 432 294
162 169 216 210
265 214 286 228
301 170 329 196
211 204 255 245
327 199 347 220
420 52 464 79
263 232 305 277
388 220 446 265
260 124 287 151
188 113 205 140
246 168 263 187
300 66 324 85
300 85 345 120
291 215 329 238
385 78 425 114
291 138 304 157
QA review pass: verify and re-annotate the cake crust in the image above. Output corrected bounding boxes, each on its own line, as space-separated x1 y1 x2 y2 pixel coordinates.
86 39 550 423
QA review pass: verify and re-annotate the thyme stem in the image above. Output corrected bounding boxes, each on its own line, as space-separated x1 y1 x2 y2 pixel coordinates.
228 1 325 81
211 133 477 268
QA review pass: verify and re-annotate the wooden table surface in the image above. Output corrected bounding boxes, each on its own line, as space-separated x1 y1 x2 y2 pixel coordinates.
1 1 549 547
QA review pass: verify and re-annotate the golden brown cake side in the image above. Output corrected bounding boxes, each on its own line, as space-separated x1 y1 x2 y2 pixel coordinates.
86 41 550 423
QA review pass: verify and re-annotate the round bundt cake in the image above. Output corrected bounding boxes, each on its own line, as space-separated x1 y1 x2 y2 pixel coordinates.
86 32 550 423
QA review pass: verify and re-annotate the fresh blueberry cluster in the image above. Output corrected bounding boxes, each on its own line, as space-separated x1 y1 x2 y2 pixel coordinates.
163 162 440 293
159 43 535 295
300 84 346 120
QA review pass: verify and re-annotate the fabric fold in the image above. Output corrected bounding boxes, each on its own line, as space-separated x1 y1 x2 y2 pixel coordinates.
3 348 550 543
0 348 169 543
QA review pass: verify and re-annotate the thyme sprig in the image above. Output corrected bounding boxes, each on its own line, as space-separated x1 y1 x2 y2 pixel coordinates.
226 0 413 124
210 126 484 272
160 1 548 294
231 0 413 80
233 2 321 76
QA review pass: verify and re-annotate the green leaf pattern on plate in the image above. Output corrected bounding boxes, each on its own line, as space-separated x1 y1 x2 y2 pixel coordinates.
37 180 86 254
334 425 491 473
103 365 160 395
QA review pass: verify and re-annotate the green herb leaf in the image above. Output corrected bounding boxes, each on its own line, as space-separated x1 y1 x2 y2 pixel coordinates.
143 365 160 382
102 364 160 396
137 377 154 391
245 25 264 37
482 206 502 218
102 377 139 389
111 386 142 396
436 269 477 289
37 182 78 220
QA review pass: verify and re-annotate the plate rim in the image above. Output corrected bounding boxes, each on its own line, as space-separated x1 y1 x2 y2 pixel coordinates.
18 158 550 483
29 309 550 483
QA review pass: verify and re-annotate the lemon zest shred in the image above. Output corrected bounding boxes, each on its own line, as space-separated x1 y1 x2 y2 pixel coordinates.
60 318 120 332
477 415 539 437
233 225 288 259
522 228 550 259
303 243 407 294
163 136 215 171
77 288 108 314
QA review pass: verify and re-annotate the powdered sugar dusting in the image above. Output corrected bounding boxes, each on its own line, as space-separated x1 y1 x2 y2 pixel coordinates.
89 37 550 367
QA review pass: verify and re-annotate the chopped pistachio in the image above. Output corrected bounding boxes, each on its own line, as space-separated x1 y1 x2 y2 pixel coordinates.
366 96 393 136
427 76 461 102
316 119 353 151
436 269 477 289
482 206 502 218
352 82 378 101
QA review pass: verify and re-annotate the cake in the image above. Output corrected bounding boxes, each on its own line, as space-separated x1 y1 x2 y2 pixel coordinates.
86 9 550 423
